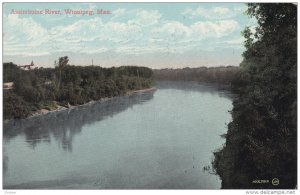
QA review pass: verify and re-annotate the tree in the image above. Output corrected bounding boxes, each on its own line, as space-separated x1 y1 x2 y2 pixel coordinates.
4 91 31 119
56 56 69 90
213 3 297 189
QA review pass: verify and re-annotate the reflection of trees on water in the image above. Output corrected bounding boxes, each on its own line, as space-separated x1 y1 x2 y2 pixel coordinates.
3 155 8 176
3 91 155 152
157 81 233 100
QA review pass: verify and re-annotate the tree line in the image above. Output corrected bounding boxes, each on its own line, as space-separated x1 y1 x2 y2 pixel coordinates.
153 66 240 85
4 57 154 120
213 3 297 189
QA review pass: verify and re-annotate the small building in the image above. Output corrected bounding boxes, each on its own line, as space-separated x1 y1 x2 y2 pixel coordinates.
3 82 13 90
19 61 35 70
44 81 52 85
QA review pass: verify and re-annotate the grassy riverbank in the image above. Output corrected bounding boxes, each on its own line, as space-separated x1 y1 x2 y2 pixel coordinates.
7 87 156 122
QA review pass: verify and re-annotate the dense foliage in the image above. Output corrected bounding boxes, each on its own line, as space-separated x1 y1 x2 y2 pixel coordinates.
153 66 240 85
213 3 297 189
3 58 154 120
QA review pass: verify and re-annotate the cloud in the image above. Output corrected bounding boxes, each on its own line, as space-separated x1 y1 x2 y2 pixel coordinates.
115 45 166 55
222 37 245 45
131 10 161 26
216 37 246 50
3 14 50 56
111 8 127 20
52 17 104 42
5 51 50 57
191 20 240 38
4 14 48 43
153 19 239 40
3 7 243 57
213 7 231 15
82 48 109 54
182 6 245 19
111 8 162 27
152 21 191 38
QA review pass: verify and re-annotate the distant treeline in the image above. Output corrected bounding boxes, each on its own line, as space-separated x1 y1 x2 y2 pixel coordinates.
153 66 240 85
3 57 154 120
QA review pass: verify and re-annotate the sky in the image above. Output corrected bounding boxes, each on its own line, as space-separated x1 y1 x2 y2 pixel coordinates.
3 3 257 68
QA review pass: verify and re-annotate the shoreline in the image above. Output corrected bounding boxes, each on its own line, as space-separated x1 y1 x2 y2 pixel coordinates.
4 87 156 123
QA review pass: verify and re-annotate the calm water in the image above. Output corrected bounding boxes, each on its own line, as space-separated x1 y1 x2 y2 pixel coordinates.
3 81 233 189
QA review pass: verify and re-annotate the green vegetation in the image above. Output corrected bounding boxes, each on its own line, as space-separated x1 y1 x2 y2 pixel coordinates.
153 66 240 85
213 3 297 189
3 58 154 120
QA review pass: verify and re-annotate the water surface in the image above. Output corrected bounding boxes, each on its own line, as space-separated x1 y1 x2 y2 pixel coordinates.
3 81 232 189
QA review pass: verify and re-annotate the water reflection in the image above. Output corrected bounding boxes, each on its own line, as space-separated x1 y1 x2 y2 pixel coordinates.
3 155 8 176
157 81 233 100
3 91 155 152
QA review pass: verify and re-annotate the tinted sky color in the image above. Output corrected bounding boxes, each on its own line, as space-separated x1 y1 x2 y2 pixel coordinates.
3 3 257 68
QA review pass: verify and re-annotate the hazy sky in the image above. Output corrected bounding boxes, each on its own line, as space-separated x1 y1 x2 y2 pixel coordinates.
3 3 257 68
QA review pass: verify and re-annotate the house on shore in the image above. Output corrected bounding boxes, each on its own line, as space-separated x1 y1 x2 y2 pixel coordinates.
18 61 35 70
3 82 13 90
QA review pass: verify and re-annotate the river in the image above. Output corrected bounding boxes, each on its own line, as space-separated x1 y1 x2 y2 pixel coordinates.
3 81 233 189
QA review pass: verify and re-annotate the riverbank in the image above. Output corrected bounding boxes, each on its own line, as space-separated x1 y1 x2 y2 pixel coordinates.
4 87 156 123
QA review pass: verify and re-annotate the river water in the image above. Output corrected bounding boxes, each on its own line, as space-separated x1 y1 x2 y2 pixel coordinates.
3 81 233 189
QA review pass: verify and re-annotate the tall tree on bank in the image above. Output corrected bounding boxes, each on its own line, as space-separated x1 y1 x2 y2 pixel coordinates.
56 56 69 90
213 3 297 189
